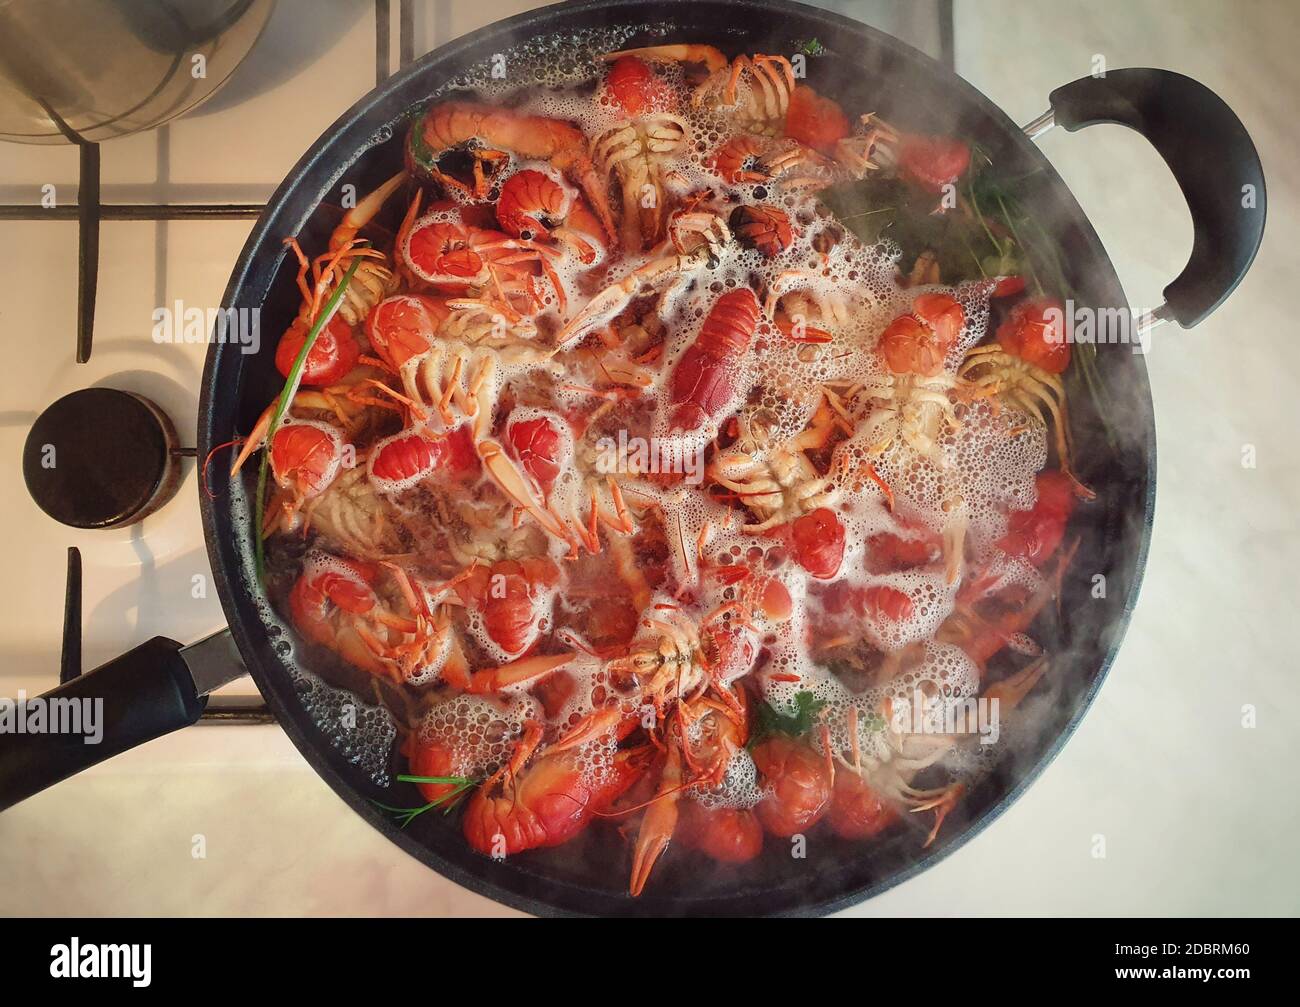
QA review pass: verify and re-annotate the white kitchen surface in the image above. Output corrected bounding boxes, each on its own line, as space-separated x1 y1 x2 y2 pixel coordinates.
0 0 1296 916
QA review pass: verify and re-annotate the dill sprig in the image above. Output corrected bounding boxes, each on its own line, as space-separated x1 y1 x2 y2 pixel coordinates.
372 774 480 828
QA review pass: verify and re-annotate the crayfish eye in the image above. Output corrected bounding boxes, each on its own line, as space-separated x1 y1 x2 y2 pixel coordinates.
519 228 534 241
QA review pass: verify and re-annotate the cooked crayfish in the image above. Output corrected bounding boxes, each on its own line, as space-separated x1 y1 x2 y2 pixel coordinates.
553 206 733 349
289 555 448 684
496 167 606 264
284 172 406 329
848 292 967 463
461 720 646 856
410 100 617 241
707 391 847 532
593 54 691 251
959 298 1094 499
668 287 761 432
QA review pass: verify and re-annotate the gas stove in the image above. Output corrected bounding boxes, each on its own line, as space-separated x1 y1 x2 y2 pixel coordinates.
0 1 402 711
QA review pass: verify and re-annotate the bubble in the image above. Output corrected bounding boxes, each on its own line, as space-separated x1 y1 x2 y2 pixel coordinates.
417 693 540 781
693 748 766 810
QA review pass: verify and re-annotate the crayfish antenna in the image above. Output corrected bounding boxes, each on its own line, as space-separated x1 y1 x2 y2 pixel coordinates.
230 402 277 477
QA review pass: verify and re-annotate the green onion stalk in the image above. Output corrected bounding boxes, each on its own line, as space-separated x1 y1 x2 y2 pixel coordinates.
252 256 363 578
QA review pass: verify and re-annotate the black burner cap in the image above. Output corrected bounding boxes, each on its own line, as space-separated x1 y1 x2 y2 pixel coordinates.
23 388 182 529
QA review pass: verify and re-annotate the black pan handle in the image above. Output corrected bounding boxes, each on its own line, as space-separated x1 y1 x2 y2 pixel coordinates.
1048 68 1266 328
0 636 207 811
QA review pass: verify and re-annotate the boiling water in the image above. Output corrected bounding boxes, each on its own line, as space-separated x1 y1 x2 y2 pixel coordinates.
258 28 1052 813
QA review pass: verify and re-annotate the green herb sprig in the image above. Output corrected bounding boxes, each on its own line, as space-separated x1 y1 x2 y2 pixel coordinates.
372 774 480 828
251 255 362 577
749 690 826 748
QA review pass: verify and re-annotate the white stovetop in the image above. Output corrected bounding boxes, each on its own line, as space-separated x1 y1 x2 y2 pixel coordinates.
0 0 1296 916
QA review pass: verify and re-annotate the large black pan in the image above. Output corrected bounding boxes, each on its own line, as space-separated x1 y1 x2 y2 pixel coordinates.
0 0 1265 916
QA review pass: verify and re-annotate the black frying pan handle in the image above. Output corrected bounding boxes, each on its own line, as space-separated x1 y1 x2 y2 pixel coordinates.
1048 68 1266 328
0 637 207 811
